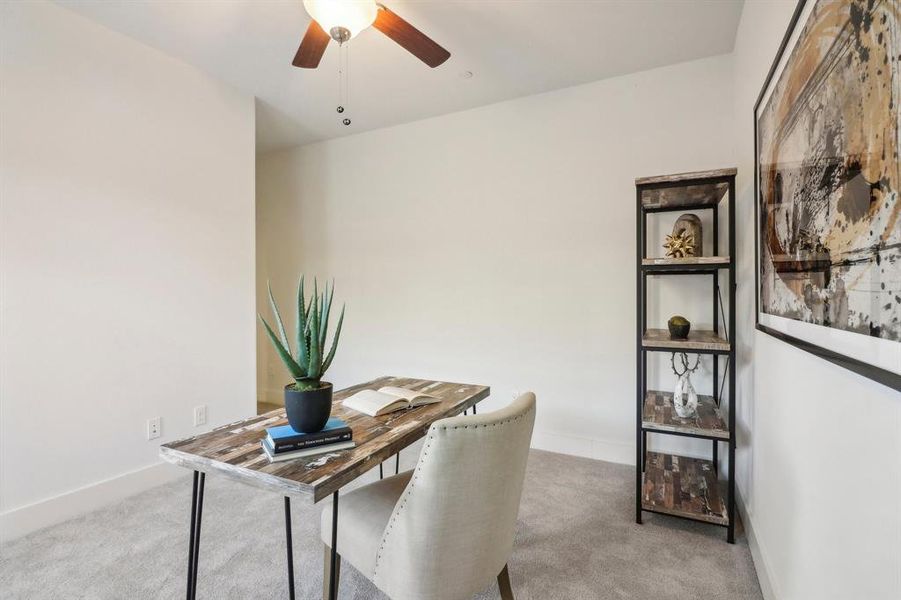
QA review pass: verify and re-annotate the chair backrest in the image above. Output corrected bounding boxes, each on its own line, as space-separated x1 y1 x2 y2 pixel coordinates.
371 392 536 600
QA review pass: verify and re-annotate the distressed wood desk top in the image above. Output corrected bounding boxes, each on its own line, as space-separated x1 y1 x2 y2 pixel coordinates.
160 376 489 503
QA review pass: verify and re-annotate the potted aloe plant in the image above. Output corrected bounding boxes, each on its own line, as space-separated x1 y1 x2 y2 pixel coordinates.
259 276 345 433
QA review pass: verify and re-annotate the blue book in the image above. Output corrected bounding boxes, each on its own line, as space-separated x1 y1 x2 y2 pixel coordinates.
265 418 352 452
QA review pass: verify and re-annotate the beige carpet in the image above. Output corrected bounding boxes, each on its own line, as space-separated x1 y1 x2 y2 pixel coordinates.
0 449 762 599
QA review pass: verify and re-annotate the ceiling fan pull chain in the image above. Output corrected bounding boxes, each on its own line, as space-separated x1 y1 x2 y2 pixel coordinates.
336 44 342 114
344 43 351 125
336 43 351 127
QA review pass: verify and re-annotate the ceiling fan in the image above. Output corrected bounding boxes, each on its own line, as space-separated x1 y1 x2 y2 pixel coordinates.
293 0 451 69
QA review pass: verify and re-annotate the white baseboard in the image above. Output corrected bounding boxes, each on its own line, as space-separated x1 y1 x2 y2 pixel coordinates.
0 461 184 544
531 430 634 465
736 487 780 600
530 429 719 466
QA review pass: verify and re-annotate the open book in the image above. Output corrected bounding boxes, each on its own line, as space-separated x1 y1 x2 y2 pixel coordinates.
342 386 440 417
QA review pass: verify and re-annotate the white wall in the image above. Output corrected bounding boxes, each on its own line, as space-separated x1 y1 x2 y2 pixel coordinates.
732 2 901 599
256 54 734 463
258 24 901 596
0 1 256 541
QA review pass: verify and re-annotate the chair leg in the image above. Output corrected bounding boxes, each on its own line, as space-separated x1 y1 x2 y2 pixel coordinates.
497 564 514 600
322 546 341 600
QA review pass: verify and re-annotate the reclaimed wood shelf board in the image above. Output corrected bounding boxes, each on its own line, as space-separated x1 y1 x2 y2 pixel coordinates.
642 329 730 352
641 256 731 272
642 451 728 525
639 183 729 210
642 390 729 440
642 256 731 266
160 376 489 503
635 167 737 186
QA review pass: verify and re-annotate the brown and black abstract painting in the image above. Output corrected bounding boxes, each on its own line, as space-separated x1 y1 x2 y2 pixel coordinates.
757 0 900 345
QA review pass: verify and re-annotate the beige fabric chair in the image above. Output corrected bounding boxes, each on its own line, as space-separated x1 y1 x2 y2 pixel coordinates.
320 392 536 600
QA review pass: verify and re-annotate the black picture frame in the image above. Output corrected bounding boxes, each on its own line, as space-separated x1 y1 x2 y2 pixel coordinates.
752 0 901 392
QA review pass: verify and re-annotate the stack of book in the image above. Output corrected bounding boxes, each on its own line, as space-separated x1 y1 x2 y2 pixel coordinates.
261 417 354 463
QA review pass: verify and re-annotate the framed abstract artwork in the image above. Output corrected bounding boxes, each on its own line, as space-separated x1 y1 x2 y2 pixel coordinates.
754 0 901 390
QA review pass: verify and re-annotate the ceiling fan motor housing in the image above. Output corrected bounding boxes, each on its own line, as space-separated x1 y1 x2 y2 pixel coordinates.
329 27 351 44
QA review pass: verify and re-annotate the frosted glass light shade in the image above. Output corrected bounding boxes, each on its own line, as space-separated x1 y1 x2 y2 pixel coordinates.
302 0 378 40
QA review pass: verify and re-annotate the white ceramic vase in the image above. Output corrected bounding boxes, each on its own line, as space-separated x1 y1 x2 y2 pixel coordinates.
673 373 698 418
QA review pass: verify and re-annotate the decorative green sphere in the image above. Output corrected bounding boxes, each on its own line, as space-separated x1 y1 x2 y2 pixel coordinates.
668 315 691 339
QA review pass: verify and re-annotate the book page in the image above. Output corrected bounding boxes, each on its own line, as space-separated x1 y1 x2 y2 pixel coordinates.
343 389 408 416
378 386 437 402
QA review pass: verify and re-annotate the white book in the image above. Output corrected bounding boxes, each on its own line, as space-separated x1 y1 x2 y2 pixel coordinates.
261 438 356 463
342 386 440 417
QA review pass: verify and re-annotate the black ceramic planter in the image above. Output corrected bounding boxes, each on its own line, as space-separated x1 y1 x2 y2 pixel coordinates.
284 382 333 433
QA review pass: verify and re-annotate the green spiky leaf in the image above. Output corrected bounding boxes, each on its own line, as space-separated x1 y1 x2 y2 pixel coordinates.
321 304 345 374
308 288 322 378
319 280 332 352
296 276 308 373
259 315 304 378
304 283 315 337
267 282 291 357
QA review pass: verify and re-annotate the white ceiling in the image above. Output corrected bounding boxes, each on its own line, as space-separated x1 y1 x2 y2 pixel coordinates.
56 0 744 153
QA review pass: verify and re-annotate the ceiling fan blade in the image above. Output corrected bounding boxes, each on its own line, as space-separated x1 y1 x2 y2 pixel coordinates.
293 20 330 68
373 5 450 68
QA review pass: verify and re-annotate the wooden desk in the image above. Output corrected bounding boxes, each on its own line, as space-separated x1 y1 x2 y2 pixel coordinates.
161 376 489 600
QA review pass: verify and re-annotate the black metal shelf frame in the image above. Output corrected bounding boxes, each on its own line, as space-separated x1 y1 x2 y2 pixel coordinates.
635 171 737 543
641 264 730 275
639 425 729 441
641 345 731 355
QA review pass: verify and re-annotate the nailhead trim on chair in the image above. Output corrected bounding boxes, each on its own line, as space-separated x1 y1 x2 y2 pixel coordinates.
371 407 534 578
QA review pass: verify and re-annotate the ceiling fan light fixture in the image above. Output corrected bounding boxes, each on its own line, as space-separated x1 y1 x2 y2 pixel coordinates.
302 0 378 42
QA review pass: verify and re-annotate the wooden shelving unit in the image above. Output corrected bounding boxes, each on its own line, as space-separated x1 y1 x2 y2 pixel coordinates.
635 168 737 543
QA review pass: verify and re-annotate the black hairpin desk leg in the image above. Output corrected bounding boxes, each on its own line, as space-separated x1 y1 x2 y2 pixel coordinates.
185 471 205 600
285 497 296 600
328 492 339 600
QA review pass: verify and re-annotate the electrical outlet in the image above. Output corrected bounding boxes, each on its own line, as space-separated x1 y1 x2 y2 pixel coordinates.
147 417 161 440
193 405 207 427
